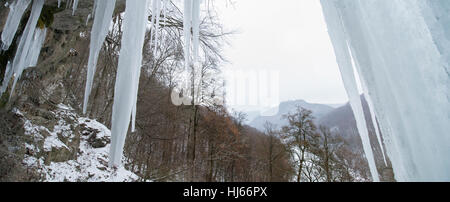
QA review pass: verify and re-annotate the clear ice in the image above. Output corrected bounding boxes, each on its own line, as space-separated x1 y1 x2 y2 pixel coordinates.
72 0 79 15
7 0 44 97
320 0 380 182
321 0 450 181
83 0 117 114
1 0 31 50
109 0 150 167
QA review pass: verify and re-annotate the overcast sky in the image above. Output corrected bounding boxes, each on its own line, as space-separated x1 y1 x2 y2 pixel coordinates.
214 0 349 109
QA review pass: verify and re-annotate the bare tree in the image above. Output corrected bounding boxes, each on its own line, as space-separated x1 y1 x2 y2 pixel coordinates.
281 106 317 182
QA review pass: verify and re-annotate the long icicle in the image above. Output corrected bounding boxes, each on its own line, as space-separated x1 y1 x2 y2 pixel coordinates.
72 0 79 15
320 0 380 182
149 0 157 43
162 0 168 43
83 0 117 114
347 41 388 166
1 0 31 50
8 0 44 98
192 0 201 64
25 27 47 68
183 0 192 72
153 0 162 56
131 0 161 132
109 0 150 167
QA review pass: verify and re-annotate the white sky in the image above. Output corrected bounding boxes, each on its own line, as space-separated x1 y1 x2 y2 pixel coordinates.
214 0 349 108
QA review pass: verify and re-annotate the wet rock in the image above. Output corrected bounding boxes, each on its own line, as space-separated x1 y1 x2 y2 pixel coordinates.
44 146 72 165
87 132 110 148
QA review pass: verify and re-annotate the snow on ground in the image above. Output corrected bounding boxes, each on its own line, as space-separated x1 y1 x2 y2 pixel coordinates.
17 104 139 182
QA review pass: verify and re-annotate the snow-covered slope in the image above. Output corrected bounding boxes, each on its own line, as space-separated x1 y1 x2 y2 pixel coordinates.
16 104 139 182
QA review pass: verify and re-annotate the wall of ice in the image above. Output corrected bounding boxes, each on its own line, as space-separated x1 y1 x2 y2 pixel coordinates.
1 0 45 96
320 0 450 182
1 0 31 50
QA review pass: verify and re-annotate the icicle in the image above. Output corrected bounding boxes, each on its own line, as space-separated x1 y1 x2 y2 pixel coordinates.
192 0 201 63
91 0 97 16
7 0 44 97
130 41 142 133
83 0 117 114
131 0 159 132
26 28 47 68
364 93 387 166
183 0 192 71
0 61 12 95
86 14 91 26
355 62 388 166
153 0 161 56
109 0 150 167
150 0 157 42
347 39 388 166
66 0 72 9
72 0 79 16
131 102 137 132
182 0 202 75
162 0 169 43
321 0 450 181
1 0 31 50
320 0 380 182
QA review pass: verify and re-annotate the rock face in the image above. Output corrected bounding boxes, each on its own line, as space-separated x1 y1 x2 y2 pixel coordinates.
80 121 111 148
0 0 126 125
0 0 131 182
50 0 95 31
0 108 38 182
18 104 138 182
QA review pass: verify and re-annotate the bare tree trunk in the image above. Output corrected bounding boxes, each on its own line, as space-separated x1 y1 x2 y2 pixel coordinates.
324 135 331 182
269 136 274 182
297 148 306 182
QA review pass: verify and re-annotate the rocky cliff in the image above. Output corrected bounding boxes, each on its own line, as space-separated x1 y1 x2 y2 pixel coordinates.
0 0 135 181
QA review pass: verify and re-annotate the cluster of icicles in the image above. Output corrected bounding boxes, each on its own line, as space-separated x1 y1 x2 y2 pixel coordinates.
1 0 202 169
90 0 203 167
2 0 449 182
321 0 450 182
1 0 79 95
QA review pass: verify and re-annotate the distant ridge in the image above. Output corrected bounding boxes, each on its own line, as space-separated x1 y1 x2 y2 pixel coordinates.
248 100 335 131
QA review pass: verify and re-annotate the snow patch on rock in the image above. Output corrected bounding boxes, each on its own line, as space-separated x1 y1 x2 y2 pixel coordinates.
16 104 139 182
